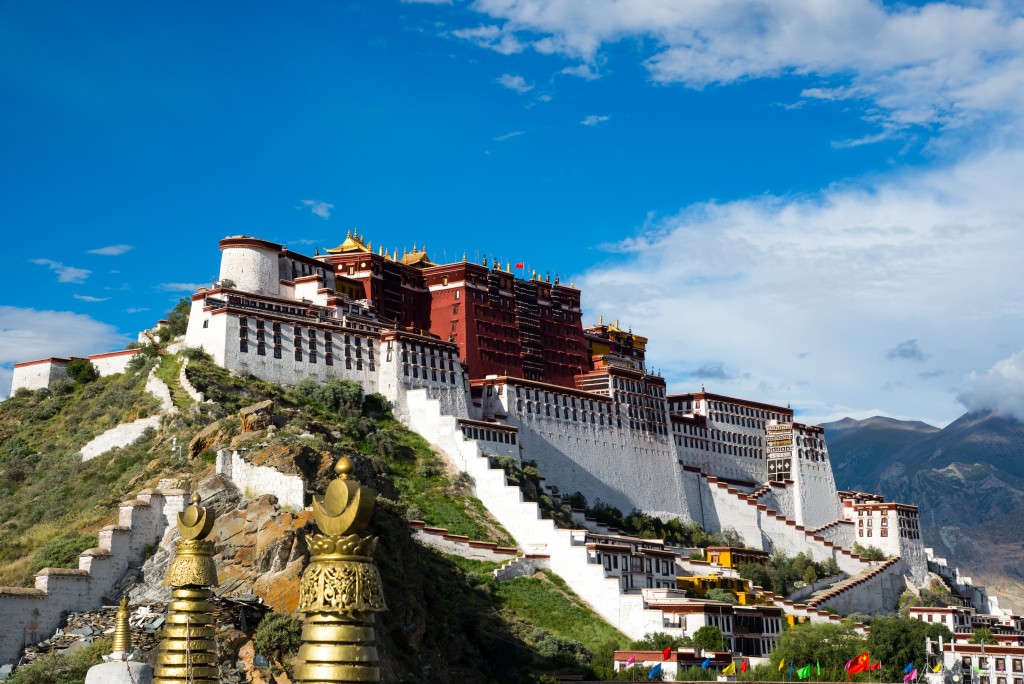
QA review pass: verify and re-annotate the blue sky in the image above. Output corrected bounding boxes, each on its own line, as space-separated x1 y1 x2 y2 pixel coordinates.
3 0 1024 427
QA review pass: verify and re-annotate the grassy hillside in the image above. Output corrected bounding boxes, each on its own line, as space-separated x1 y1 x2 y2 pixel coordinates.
0 354 200 586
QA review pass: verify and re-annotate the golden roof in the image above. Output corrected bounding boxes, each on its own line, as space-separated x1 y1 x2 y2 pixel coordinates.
325 231 371 254
400 247 435 268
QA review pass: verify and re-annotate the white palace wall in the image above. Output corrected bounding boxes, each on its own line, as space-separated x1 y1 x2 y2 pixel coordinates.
792 458 843 530
482 384 696 521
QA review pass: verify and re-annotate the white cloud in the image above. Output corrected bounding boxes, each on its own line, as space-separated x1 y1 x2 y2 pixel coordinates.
31 258 91 283
0 306 127 398
495 73 534 93
560 64 600 80
493 130 525 141
155 282 206 292
86 244 132 256
576 146 1024 427
580 114 610 126
73 294 109 303
958 351 1024 422
301 199 334 219
451 25 525 55
125 307 149 314
454 1 1024 129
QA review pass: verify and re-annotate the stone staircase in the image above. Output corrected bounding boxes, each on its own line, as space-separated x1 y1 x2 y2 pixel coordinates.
403 389 687 639
804 557 906 615
695 471 873 575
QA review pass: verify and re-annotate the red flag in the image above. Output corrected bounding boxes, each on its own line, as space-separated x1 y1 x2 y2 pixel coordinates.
848 652 872 680
871 662 882 671
741 659 749 673
663 646 672 661
514 262 524 269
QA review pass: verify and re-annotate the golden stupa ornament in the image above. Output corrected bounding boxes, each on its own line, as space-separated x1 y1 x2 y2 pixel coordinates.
294 456 387 683
153 493 219 683
111 595 132 656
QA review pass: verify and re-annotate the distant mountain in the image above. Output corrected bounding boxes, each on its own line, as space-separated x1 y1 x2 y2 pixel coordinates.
823 412 1024 612
823 416 940 490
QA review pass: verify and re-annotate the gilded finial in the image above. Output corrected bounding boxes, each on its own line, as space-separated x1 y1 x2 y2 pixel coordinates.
462 252 467 262
177 493 213 541
111 595 132 655
294 455 386 682
482 255 488 266
347 229 351 237
336 456 353 479
412 242 417 252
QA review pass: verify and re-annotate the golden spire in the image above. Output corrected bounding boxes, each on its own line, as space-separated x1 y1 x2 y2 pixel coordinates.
153 492 219 683
462 252 467 262
111 595 132 655
393 249 398 260
294 457 387 683
412 242 417 252
599 314 603 325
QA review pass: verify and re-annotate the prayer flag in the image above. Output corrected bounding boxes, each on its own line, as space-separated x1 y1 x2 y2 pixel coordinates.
627 656 636 668
845 660 852 671
933 664 942 673
870 662 882 671
905 662 915 674
702 658 711 669
723 661 736 675
817 660 822 676
649 662 662 679
798 665 812 680
663 646 672 661
790 662 795 679
741 659 748 673
903 668 918 683
780 659 787 672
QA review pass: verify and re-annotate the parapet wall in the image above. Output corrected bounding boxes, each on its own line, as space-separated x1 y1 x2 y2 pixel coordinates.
215 449 305 511
0 489 186 666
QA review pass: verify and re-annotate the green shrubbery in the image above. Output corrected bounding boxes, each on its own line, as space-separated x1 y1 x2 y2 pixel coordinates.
253 612 302 661
737 552 841 596
5 637 110 683
65 359 99 384
28 533 98 574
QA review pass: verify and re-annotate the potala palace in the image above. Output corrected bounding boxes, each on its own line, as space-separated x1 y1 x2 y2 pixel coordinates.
5 233 1017 675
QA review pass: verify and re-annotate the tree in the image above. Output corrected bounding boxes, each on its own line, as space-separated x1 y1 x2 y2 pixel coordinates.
803 566 819 585
65 359 99 384
868 616 952 682
691 625 728 653
631 632 689 651
159 298 191 342
770 622 866 676
970 628 995 645
853 543 887 562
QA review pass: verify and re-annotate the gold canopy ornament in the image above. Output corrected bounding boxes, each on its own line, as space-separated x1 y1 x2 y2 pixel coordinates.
153 493 219 684
294 457 387 683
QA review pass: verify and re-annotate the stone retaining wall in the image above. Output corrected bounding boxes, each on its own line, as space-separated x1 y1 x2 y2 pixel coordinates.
0 489 186 666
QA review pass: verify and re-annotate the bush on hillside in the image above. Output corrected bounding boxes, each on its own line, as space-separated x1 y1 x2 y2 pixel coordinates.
66 359 99 384
253 612 302 661
28 532 99 575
